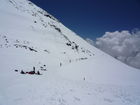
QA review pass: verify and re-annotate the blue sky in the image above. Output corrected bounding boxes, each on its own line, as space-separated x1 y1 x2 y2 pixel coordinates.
30 0 140 40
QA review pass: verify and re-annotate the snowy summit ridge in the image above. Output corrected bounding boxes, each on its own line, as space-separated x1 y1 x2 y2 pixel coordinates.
0 0 140 105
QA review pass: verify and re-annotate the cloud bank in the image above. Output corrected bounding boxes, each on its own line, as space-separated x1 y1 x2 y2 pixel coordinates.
86 30 140 69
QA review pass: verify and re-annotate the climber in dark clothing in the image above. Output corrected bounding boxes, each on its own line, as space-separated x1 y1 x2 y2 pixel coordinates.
37 71 41 75
60 62 62 67
32 66 35 74
20 70 25 74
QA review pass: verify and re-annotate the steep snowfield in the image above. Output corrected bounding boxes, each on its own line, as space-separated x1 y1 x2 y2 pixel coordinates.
0 0 140 105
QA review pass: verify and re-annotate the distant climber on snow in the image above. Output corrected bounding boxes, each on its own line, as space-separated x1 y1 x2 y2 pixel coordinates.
60 62 62 67
20 70 25 74
37 71 41 75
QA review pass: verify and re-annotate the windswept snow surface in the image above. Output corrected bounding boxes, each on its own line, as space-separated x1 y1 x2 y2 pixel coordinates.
0 0 140 105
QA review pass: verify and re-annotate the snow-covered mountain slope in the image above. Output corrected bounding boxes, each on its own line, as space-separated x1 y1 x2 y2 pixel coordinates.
0 0 140 105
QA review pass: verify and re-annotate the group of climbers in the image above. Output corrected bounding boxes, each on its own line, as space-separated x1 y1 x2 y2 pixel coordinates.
15 66 41 75
15 62 64 76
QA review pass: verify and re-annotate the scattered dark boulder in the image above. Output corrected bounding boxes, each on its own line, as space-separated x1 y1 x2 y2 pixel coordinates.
44 14 51 18
75 45 79 50
55 27 61 33
40 66 46 71
15 70 18 72
28 47 37 52
66 43 71 46
49 24 61 33
44 49 49 53
34 21 37 23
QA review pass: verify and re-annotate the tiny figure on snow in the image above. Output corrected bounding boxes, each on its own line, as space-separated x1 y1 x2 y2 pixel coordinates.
20 70 25 74
33 66 35 72
83 77 86 80
60 62 62 67
32 66 35 73
37 71 41 75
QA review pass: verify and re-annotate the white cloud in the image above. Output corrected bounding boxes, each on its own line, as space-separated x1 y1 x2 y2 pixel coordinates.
89 30 140 69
